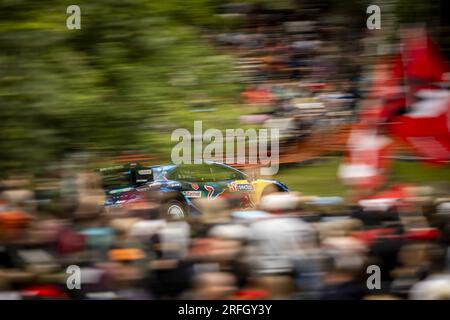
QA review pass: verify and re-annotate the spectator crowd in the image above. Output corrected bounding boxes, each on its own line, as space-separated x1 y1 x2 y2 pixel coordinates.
1 171 450 300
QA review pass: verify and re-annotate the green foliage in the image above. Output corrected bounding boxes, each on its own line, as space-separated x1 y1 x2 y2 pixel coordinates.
0 0 244 174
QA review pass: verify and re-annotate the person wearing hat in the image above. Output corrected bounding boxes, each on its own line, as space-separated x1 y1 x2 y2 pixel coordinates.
246 192 318 299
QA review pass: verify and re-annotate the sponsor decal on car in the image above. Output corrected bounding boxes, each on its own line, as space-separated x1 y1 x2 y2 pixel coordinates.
109 187 134 194
191 183 199 190
182 191 202 198
228 182 254 192
204 185 215 198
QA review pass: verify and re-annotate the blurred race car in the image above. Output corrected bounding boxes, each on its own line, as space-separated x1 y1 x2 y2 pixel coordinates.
100 162 288 218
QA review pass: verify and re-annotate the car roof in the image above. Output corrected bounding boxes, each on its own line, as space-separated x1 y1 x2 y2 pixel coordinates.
161 162 247 176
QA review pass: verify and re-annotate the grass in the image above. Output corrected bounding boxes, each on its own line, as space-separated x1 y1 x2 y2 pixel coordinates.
273 157 450 197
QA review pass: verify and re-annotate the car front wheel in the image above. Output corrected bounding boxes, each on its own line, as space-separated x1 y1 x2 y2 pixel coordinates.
162 200 187 219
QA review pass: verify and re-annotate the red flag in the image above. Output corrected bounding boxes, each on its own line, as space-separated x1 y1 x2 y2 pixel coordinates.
386 29 450 163
339 58 395 189
340 29 450 191
399 28 449 85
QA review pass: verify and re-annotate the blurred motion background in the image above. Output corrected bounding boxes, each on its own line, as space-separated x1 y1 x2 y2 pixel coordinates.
1 0 450 300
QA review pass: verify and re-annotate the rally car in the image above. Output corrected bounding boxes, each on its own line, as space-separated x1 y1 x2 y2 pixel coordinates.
100 162 288 218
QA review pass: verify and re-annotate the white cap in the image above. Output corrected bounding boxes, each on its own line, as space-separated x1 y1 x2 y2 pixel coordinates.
260 193 298 212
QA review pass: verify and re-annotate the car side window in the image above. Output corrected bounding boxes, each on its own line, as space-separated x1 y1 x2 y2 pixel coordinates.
170 164 214 182
211 164 245 181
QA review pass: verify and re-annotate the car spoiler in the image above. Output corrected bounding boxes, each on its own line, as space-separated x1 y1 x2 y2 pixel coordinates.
99 162 154 190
